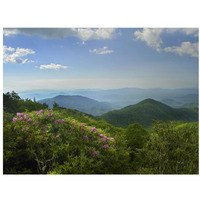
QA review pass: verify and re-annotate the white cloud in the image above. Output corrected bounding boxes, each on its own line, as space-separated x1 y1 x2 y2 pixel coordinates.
3 45 35 64
39 63 69 70
134 28 164 52
133 28 199 53
164 42 198 57
166 28 198 35
89 46 114 54
3 28 116 41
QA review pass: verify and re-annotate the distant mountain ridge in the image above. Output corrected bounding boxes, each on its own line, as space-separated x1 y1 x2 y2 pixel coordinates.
19 87 198 108
39 95 117 116
99 98 198 128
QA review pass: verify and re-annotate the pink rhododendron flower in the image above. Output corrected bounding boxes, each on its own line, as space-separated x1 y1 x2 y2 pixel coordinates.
91 127 96 132
102 145 109 149
20 117 23 120
22 128 26 131
98 134 103 138
56 134 60 138
61 119 66 123
80 123 85 127
39 109 44 113
110 138 115 141
27 119 31 123
17 113 24 117
103 138 107 143
83 135 89 140
54 119 60 123
13 117 18 122
34 121 39 125
48 113 52 117
104 136 107 139
93 151 98 157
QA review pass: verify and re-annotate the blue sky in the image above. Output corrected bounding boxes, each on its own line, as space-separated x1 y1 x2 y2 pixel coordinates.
3 28 199 92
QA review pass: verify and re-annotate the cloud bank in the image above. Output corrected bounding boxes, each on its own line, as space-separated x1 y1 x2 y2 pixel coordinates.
39 63 69 70
89 46 114 54
134 28 163 52
133 28 198 57
164 42 198 57
3 28 116 41
3 45 35 64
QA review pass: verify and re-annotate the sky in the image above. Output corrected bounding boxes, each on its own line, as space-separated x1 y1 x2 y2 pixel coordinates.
3 28 199 92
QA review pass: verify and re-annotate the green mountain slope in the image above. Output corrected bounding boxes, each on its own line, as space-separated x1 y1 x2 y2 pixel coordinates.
99 99 198 128
39 95 116 116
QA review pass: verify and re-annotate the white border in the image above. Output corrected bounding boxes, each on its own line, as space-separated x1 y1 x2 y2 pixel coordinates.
0 1 199 200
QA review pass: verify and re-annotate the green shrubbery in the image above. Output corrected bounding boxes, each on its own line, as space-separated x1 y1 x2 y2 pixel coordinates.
135 121 199 174
3 109 130 174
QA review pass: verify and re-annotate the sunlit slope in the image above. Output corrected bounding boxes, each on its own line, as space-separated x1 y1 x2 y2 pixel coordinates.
100 99 198 128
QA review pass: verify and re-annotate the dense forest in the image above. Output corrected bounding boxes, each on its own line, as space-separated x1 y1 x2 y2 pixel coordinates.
3 91 199 174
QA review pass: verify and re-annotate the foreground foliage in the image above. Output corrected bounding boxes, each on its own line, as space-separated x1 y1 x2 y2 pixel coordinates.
4 109 130 174
135 121 199 174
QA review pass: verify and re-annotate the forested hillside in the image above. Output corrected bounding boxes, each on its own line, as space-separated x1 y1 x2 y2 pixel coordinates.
3 92 199 174
100 98 198 128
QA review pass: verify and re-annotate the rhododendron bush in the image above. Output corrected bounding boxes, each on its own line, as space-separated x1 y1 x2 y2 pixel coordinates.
4 109 130 174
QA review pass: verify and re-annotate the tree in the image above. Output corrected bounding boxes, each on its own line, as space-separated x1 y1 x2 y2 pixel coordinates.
53 102 59 110
125 123 149 162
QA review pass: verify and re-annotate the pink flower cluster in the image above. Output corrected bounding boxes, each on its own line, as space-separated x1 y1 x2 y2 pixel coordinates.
54 119 66 123
27 119 31 123
102 145 109 149
80 123 85 127
48 113 52 117
91 127 96 132
98 134 103 138
17 113 24 117
93 151 98 157
83 135 89 140
13 117 18 122
89 147 98 157
36 110 44 116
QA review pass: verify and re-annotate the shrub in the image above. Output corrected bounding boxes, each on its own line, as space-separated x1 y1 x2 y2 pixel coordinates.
4 109 130 174
136 121 199 174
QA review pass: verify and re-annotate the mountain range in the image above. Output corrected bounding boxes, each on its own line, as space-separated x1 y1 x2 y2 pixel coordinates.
38 94 198 128
38 95 116 116
19 87 198 108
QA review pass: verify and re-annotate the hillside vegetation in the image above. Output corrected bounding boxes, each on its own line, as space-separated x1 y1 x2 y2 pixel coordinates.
99 99 198 128
3 92 199 174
